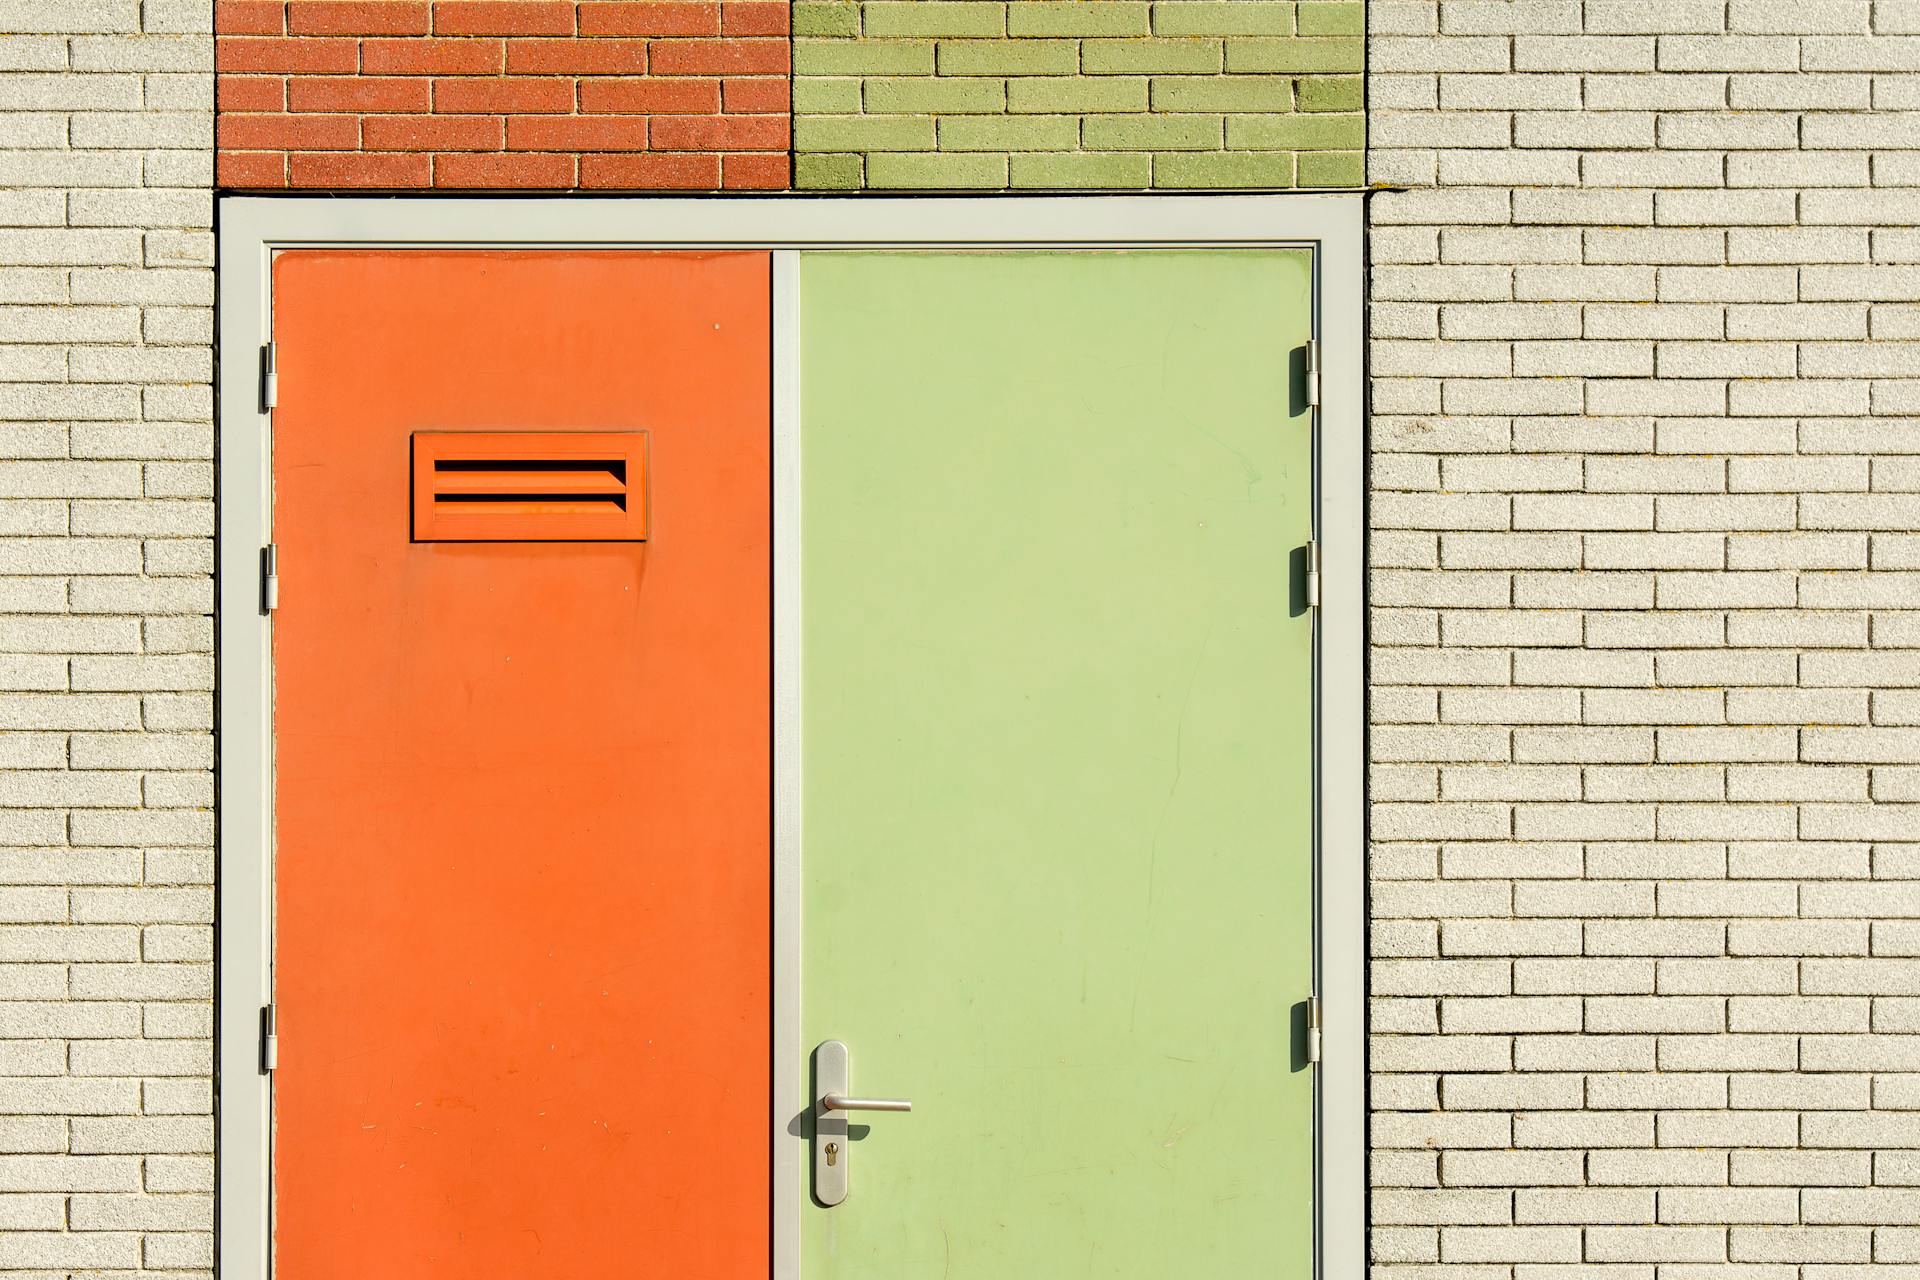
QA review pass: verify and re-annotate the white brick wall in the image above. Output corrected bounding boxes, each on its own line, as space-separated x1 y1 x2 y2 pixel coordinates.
1370 0 1920 1272
0 0 212 1273
8 0 1920 1268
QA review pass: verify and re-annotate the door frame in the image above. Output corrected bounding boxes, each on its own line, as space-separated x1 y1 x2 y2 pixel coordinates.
215 194 1365 1280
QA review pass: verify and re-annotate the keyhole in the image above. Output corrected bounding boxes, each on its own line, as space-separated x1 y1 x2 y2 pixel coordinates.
825 1141 838 1166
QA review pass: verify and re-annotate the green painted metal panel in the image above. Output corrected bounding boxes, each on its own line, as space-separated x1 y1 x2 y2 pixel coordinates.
801 249 1315 1277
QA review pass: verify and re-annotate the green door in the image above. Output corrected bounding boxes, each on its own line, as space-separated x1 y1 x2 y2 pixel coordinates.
800 250 1316 1277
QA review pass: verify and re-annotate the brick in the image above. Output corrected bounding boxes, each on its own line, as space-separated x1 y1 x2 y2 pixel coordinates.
1442 1149 1583 1186
1725 994 1871 1033
68 1190 211 1230
936 37 1074 75
362 113 504 150
865 151 1005 188
1513 1034 1656 1072
796 114 932 151
286 2 431 35
220 111 359 150
939 114 1078 151
578 151 720 187
506 114 647 151
728 150 800 190
1511 1188 1653 1227
1516 1109 1655 1148
693 1 786 36
862 1 1000 36
794 36 932 75
1591 1074 1726 1111
1375 1188 1511 1225
287 145 440 190
1440 1226 1581 1263
434 1 574 36
69 1116 210 1154
579 78 720 113
1225 35 1361 73
1581 918 1728 959
1804 1037 1920 1074
1008 2 1146 37
216 34 359 72
1444 1075 1584 1114
504 37 646 73
864 76 1004 114
1730 1227 1872 1262
1440 148 1580 187
217 1 285 32
792 2 857 35
1149 73 1293 112
718 6 791 37
583 1 718 34
1513 731 1656 770
792 76 858 112
1586 1226 1732 1263
1009 151 1150 188
433 150 574 185
650 113 785 150
361 36 505 73
0 1232 141 1268
431 75 573 114
1086 37 1223 74
218 148 287 185
1153 150 1296 187
650 37 786 74
1436 919 1580 958
1005 74 1145 112
1152 2 1293 36
1377 1111 1513 1149
1442 997 1581 1034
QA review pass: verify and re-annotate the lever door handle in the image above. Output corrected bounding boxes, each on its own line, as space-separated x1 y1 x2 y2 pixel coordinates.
813 1040 910 1207
821 1093 912 1113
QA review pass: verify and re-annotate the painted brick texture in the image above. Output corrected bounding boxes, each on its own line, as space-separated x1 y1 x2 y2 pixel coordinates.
0 0 216 1272
214 0 791 188
791 0 1364 189
1369 0 1920 1273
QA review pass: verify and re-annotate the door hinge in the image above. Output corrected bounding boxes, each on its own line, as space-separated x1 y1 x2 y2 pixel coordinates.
260 1004 278 1074
260 544 278 614
1306 996 1322 1064
1305 540 1322 609
1303 338 1321 408
260 343 277 412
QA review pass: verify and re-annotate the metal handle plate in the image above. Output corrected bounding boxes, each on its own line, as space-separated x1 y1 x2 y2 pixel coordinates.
813 1040 911 1207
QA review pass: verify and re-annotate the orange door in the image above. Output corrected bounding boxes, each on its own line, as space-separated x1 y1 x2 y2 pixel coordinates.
270 251 770 1276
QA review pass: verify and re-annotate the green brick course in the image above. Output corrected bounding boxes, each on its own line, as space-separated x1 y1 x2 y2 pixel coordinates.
795 0 1366 191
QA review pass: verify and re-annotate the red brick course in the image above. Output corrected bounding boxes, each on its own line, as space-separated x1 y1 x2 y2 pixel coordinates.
216 1 790 189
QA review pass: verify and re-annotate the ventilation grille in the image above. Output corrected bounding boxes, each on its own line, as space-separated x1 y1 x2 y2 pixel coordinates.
411 432 648 542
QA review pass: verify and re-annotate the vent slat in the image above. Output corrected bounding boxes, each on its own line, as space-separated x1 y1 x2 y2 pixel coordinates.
411 432 648 543
432 469 627 497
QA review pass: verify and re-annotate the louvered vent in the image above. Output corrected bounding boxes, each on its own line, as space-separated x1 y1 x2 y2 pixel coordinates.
411 432 648 542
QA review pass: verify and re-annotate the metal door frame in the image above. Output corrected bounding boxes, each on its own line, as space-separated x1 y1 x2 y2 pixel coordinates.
215 194 1365 1280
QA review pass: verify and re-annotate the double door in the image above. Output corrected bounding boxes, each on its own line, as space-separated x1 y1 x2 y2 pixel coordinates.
266 245 1316 1278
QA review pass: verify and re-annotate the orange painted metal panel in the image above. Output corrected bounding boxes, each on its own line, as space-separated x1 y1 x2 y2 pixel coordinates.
271 250 770 1276
410 430 650 541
